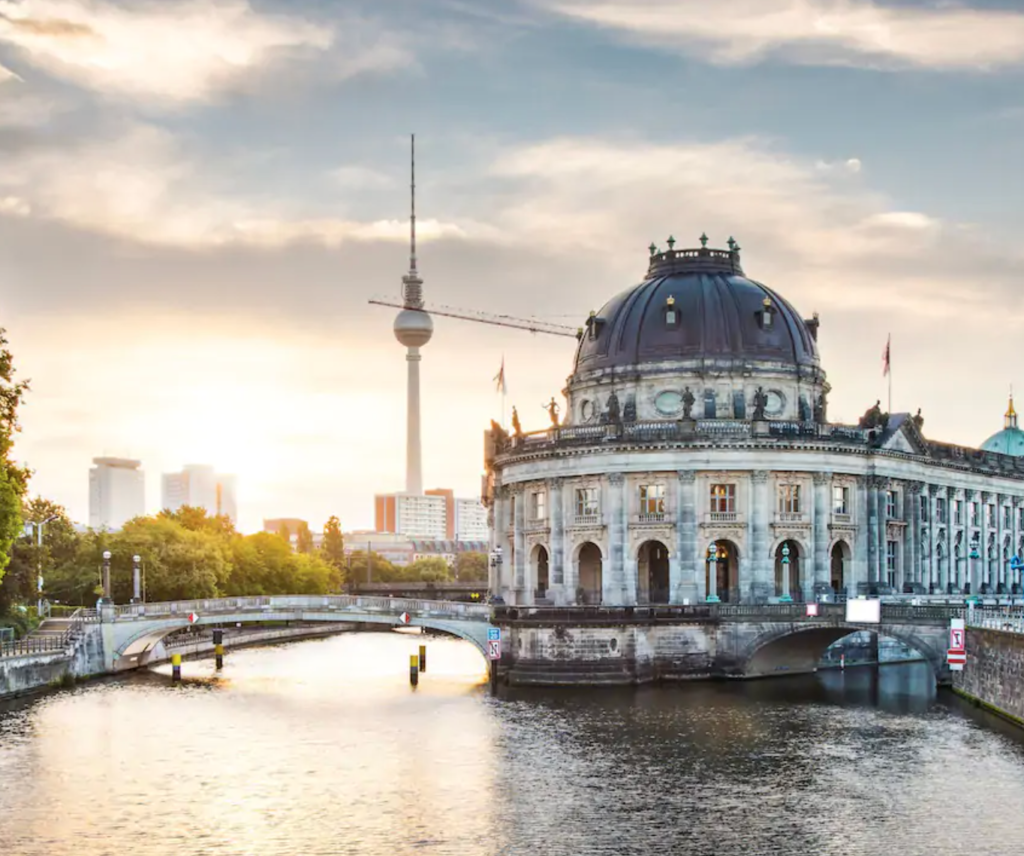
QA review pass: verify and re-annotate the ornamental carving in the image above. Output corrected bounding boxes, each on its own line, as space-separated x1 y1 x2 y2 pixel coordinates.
929 484 941 497
569 531 605 550
677 470 697 483
608 473 626 486
867 475 888 489
812 472 833 486
965 488 975 500
906 480 924 493
751 470 769 484
629 527 674 548
886 523 904 540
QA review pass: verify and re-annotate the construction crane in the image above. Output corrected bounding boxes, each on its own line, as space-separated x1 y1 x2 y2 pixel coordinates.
369 297 581 339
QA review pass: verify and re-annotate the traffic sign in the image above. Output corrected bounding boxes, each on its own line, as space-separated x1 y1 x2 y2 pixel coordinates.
487 640 501 660
947 648 966 670
188 612 199 624
806 604 819 617
950 627 965 650
398 612 411 625
487 627 501 642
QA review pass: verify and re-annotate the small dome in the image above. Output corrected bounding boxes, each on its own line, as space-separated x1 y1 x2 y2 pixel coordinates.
981 394 1024 455
573 240 819 375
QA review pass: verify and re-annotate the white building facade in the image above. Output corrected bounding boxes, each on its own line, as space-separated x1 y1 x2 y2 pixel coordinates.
88 457 145 530
162 464 237 524
484 239 1024 606
454 498 489 541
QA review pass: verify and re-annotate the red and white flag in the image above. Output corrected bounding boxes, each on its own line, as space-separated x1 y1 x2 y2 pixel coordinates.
882 334 891 377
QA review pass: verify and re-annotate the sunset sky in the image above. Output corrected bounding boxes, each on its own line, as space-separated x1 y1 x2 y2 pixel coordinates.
2 0 1023 533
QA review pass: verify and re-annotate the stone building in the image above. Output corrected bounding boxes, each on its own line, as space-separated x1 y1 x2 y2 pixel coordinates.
483 237 1024 606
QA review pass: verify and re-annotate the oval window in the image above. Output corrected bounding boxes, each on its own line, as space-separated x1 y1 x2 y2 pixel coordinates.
655 390 683 416
765 390 784 416
580 399 594 421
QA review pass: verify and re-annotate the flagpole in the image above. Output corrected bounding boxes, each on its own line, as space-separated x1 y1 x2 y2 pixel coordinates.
888 335 892 415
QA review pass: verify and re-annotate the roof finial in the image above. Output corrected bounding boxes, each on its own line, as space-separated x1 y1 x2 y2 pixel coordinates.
667 235 676 250
699 232 708 248
727 236 736 251
1007 386 1018 429
649 242 657 257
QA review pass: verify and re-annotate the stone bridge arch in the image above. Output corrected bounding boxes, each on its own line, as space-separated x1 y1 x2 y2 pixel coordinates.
719 621 949 683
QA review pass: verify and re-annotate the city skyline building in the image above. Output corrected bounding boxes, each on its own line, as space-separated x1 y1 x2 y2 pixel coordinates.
374 488 489 541
392 134 433 496
88 457 145 531
162 464 238 524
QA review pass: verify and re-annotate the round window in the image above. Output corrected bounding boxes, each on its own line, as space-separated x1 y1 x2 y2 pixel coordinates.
765 390 785 416
655 390 683 416
580 399 594 421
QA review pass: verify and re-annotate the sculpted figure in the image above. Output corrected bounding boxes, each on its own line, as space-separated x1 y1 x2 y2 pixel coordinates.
511 406 522 437
545 396 560 427
752 387 768 421
606 390 621 425
682 387 695 420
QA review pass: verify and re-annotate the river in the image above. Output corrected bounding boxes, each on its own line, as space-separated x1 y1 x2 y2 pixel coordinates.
1 630 1023 856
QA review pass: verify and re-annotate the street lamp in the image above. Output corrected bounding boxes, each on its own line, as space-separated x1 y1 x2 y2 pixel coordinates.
1010 555 1023 597
779 543 793 603
968 537 980 602
31 514 58 616
490 546 503 601
132 555 142 603
101 550 112 604
706 541 720 603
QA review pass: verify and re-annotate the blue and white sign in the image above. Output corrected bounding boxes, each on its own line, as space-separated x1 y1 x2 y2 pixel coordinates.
487 627 501 642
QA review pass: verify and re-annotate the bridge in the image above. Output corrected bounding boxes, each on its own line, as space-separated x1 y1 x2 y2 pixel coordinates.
0 595 989 696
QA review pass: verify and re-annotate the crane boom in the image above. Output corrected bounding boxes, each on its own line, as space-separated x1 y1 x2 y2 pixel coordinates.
369 298 580 338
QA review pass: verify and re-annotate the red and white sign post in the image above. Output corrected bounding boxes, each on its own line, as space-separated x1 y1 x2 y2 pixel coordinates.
947 618 966 671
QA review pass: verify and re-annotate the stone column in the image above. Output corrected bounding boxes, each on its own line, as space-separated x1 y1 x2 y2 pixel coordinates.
996 493 1004 593
548 477 564 604
622 478 637 606
490 485 504 597
964 489 976 593
877 480 889 587
927 485 938 591
512 485 526 604
905 481 920 590
562 480 575 600
676 471 699 603
980 491 991 593
607 473 628 605
750 471 771 602
866 477 879 585
854 477 869 594
1013 498 1021 592
812 472 830 599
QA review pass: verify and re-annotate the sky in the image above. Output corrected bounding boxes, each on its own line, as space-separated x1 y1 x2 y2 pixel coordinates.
1 0 1023 534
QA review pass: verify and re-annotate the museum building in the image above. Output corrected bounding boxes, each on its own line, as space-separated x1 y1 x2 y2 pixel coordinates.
483 237 1024 606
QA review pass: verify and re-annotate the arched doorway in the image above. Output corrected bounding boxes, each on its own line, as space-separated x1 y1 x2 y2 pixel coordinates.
830 541 850 595
637 540 670 604
577 542 603 605
705 540 738 602
532 545 550 601
774 540 803 601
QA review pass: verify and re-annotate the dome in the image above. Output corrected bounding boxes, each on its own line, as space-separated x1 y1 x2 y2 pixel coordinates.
573 239 820 376
394 307 433 348
981 396 1024 456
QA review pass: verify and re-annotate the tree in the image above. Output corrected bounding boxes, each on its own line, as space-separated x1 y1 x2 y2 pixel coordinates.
454 551 489 582
158 505 235 537
321 516 345 570
0 328 29 586
403 556 452 582
0 497 80 611
346 550 399 583
295 521 314 554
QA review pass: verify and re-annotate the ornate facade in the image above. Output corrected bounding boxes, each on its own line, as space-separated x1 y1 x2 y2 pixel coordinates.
483 238 1024 606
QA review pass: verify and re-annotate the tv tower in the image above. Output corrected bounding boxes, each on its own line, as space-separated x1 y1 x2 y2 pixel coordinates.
392 134 433 495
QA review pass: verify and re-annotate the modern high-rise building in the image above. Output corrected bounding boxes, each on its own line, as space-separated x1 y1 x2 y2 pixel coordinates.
162 464 238 524
374 488 487 541
88 457 145 530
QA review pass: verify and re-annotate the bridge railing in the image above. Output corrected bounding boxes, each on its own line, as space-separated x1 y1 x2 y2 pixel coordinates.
0 607 89 660
106 595 491 622
966 607 1024 635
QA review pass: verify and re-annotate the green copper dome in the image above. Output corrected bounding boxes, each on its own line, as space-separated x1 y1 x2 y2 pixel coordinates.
981 396 1024 456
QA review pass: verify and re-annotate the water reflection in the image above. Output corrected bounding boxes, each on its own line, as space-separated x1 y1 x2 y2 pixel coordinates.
1 633 1023 856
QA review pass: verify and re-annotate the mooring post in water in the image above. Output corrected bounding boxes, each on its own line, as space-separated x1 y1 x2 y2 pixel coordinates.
418 643 427 674
489 660 498 696
841 653 845 671
171 653 182 683
213 628 224 670
409 653 419 687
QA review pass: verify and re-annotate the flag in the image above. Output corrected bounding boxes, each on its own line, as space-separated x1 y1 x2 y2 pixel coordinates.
882 334 891 377
493 357 506 393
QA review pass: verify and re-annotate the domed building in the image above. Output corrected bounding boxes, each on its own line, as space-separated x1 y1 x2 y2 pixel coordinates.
483 237 1024 607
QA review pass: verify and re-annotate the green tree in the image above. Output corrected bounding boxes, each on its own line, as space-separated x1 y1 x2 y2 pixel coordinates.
295 520 314 554
0 328 29 586
454 551 489 582
0 497 80 611
321 515 345 578
159 505 236 537
403 556 452 582
347 550 400 583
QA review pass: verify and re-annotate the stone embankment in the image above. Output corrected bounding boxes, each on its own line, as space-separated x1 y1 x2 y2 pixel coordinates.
953 623 1024 726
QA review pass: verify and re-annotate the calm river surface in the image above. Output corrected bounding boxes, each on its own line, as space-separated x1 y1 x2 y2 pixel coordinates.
2 631 1024 856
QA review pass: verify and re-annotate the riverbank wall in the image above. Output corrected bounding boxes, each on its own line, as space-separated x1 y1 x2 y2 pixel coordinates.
952 627 1024 727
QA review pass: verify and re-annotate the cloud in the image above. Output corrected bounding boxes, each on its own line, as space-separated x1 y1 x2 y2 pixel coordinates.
0 0 405 103
0 59 19 80
535 0 1024 70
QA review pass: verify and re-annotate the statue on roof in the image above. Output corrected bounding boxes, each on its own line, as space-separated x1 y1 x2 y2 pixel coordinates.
858 399 889 430
545 396 560 427
489 418 508 446
752 387 768 422
511 406 522 437
682 387 696 420
606 390 621 425
912 408 924 433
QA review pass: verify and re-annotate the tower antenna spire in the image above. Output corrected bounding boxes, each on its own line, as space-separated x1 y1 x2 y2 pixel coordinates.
409 132 416 276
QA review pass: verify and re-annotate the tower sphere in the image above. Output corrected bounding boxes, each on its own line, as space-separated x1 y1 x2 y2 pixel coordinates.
394 308 433 348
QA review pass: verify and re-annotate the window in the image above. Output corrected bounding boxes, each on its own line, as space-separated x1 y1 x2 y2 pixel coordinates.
530 491 546 521
639 484 665 516
885 490 898 519
937 497 947 524
665 296 677 327
920 497 928 523
778 484 801 515
987 504 996 529
971 502 980 527
1019 506 1024 530
760 297 775 330
1005 506 1012 530
704 389 717 419
954 500 963 526
575 487 598 518
832 485 849 515
710 484 736 514
886 540 898 587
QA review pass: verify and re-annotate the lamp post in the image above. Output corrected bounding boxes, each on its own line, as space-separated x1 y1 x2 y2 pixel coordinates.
968 537 980 603
490 546 503 602
779 543 793 603
706 541 720 603
32 514 58 616
101 550 112 604
1010 555 1023 598
132 555 142 603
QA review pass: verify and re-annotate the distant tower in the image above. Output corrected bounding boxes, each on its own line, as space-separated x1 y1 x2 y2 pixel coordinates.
393 134 433 495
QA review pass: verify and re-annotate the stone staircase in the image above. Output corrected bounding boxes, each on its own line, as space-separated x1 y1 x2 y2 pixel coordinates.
28 617 78 642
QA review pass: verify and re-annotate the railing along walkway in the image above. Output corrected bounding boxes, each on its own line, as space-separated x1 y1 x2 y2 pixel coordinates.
0 608 87 659
965 607 1024 635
